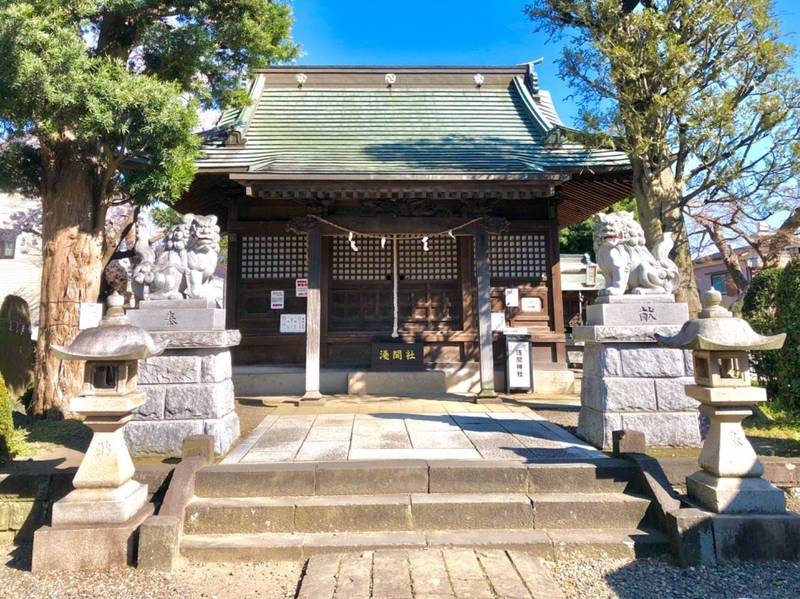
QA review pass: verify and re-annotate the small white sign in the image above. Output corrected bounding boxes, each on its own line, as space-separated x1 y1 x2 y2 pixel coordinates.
504 288 519 308
506 338 532 391
270 289 285 310
280 313 306 333
78 302 103 330
521 297 543 312
491 312 507 332
295 278 309 298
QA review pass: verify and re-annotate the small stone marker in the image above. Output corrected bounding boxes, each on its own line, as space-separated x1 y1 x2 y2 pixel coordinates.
612 429 646 456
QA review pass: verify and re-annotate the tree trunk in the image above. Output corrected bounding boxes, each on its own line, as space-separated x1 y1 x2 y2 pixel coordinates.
630 157 702 315
765 206 800 267
32 144 104 417
701 221 750 294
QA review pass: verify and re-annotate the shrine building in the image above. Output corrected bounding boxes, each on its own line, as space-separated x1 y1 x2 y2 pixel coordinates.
178 65 632 399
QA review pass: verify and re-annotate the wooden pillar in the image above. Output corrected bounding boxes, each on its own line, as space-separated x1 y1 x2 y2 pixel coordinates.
224 201 240 330
474 226 499 401
548 201 567 365
303 225 324 402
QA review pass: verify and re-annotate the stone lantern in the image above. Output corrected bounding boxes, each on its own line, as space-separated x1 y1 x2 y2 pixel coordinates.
657 289 786 513
48 292 167 525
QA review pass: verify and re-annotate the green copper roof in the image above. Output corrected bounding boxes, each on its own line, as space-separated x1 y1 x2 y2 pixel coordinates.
198 69 629 178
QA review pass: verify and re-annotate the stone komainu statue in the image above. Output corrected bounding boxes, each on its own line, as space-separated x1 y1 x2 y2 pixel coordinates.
593 211 681 296
132 213 220 301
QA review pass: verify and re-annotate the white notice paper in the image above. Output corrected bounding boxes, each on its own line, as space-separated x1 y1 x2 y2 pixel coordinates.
79 302 103 330
491 312 507 332
280 314 306 333
295 278 308 297
504 288 519 308
521 297 543 312
270 289 285 310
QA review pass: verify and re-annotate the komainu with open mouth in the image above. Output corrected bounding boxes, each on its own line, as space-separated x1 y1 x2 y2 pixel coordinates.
593 211 680 296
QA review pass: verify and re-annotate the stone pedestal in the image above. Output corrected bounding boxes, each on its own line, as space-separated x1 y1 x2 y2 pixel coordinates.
574 296 703 449
125 329 242 456
127 298 225 331
684 385 785 513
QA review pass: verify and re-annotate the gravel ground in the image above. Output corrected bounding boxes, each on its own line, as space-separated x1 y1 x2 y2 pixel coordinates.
546 557 800 599
4 544 800 599
0 544 302 599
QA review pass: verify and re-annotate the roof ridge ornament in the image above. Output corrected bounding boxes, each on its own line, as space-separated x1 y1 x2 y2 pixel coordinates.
473 73 484 88
296 73 307 88
385 72 396 87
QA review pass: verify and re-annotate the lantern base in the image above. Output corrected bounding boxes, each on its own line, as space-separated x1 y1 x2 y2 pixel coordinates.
32 503 153 573
687 470 786 514
52 479 149 525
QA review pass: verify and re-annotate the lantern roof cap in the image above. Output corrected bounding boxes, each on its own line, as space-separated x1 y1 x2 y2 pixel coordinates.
51 293 167 361
656 289 785 352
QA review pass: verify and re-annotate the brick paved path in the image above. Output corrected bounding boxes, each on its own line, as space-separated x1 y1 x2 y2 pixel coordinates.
296 548 565 599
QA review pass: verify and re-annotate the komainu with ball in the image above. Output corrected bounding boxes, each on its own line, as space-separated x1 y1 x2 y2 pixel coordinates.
133 213 220 301
593 211 680 296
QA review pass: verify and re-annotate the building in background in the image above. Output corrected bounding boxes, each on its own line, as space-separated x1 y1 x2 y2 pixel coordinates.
694 227 800 307
0 192 42 337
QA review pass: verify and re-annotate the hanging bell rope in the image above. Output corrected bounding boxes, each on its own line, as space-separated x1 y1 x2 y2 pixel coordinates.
391 236 399 338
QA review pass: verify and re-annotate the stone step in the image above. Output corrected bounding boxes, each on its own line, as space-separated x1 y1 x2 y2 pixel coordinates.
183 492 650 534
192 459 639 498
532 492 650 529
180 527 669 562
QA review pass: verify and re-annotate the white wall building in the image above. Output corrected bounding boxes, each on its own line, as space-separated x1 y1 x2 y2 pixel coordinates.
0 193 42 333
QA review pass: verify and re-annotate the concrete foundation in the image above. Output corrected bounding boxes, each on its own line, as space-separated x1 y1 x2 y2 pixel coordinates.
687 471 786 514
574 298 703 449
233 363 575 397
126 328 242 456
31 503 153 572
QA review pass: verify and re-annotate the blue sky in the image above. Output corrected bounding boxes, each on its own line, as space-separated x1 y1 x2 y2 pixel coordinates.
288 0 800 126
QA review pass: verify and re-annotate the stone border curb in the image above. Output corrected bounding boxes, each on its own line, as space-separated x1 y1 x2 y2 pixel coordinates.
137 435 215 571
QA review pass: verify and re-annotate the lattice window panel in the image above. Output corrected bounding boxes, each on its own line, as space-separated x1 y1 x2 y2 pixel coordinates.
489 234 548 278
332 237 392 280
399 237 457 280
241 235 307 279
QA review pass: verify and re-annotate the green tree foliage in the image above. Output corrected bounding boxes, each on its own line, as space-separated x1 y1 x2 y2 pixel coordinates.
742 267 783 396
559 197 637 256
775 259 800 409
527 1 800 314
0 1 296 414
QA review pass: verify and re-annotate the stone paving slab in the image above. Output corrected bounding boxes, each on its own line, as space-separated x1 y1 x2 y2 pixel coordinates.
296 548 567 599
224 407 602 464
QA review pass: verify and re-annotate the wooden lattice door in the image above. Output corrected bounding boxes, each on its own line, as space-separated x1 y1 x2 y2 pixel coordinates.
328 236 462 334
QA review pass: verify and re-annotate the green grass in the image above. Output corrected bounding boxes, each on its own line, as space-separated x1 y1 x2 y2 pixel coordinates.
10 414 91 458
743 401 800 457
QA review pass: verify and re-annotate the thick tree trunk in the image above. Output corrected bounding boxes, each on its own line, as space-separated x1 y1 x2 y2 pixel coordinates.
32 144 105 417
631 158 702 315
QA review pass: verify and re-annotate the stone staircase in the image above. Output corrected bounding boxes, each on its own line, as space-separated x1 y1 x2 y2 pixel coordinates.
179 458 668 562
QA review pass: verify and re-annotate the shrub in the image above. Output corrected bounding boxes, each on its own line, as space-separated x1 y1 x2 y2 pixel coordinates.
0 372 19 463
775 259 800 411
742 267 783 396
0 295 35 403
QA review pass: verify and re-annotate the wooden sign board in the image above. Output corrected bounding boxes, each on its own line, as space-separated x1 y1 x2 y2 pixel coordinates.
371 342 424 371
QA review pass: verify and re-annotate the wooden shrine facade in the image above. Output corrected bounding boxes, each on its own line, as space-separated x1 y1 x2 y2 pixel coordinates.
179 66 633 397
